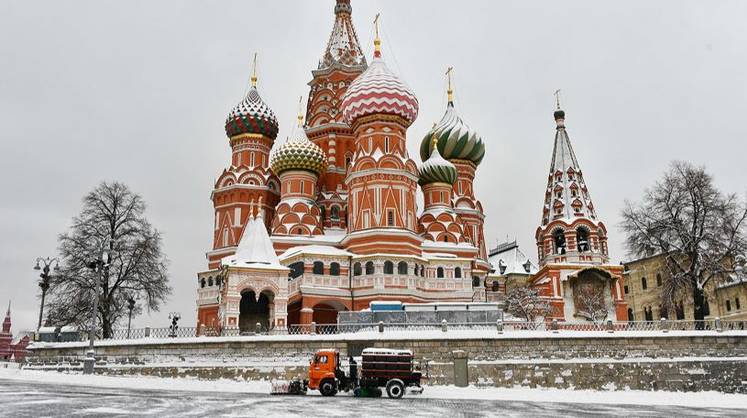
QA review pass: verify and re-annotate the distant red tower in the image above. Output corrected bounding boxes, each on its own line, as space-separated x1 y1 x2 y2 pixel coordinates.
0 303 29 362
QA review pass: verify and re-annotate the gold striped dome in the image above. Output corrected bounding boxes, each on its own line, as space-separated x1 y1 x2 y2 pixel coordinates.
270 126 327 177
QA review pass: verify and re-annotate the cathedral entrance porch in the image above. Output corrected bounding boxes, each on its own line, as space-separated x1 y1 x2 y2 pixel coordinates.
239 289 274 332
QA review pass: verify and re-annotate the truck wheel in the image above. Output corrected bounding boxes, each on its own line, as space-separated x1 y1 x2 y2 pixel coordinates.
385 379 405 399
320 380 337 397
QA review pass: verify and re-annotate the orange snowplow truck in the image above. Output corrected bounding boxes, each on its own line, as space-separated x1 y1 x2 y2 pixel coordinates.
307 348 424 398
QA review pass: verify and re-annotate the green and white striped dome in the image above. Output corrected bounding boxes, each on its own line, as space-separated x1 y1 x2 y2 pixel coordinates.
419 102 485 166
419 140 458 186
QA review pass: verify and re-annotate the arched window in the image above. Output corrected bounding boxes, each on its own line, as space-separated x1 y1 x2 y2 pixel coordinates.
313 261 324 275
208 277 214 287
216 277 222 287
319 206 326 221
656 274 662 287
627 308 634 322
414 264 419 276
200 278 206 288
330 206 340 220
289 261 304 279
397 261 408 275
641 277 648 290
472 276 481 288
553 229 566 255
365 261 375 275
437 267 444 278
455 267 462 279
330 262 340 276
353 262 362 276
384 261 394 274
384 136 390 153
576 228 589 252
421 265 425 277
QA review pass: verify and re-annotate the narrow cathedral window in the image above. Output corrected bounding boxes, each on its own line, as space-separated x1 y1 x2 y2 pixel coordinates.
437 267 444 278
553 230 566 254
313 261 324 275
455 267 462 279
641 277 648 290
576 228 589 252
330 262 340 276
387 210 394 226
384 136 390 152
200 278 206 288
208 277 213 287
353 262 362 276
397 261 408 275
365 261 375 275
656 274 662 287
384 261 394 274
331 206 340 220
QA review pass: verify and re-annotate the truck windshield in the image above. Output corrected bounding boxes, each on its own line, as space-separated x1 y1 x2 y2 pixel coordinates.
314 355 328 365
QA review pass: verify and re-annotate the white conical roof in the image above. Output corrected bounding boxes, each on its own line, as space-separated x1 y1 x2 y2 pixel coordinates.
222 204 285 270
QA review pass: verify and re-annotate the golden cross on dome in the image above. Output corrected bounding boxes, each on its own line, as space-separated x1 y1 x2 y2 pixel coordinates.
373 13 381 55
297 95 304 127
554 89 562 110
251 53 258 87
446 66 454 103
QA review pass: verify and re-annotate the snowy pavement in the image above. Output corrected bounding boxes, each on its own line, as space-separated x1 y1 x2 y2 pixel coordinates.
1 369 746 417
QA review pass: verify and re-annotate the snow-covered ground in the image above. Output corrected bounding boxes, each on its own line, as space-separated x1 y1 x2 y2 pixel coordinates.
2 368 746 410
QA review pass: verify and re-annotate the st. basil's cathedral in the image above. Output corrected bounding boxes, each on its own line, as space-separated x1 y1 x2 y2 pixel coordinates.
195 0 627 331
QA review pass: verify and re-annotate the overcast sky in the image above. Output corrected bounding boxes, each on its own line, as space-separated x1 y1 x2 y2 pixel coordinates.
1 0 746 333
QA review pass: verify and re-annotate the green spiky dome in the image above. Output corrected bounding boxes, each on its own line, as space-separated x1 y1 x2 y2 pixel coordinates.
270 127 327 176
419 102 484 166
419 143 458 186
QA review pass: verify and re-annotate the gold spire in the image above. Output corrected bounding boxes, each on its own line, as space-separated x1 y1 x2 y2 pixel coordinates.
250 53 258 87
446 66 454 103
554 89 562 110
373 13 381 57
297 95 304 127
430 122 438 151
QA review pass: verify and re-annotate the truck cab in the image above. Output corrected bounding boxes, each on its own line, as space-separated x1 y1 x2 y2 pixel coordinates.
308 350 342 395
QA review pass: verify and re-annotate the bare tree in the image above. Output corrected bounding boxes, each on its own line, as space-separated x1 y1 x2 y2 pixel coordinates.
504 285 555 326
621 161 747 322
574 285 610 323
46 182 171 338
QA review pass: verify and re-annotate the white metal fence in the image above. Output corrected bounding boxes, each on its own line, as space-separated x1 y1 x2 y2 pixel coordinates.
48 318 747 342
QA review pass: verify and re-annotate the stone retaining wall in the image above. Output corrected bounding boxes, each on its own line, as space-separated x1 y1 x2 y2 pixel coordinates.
25 332 747 393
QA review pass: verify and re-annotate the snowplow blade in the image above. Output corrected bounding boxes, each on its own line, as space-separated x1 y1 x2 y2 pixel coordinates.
270 379 307 395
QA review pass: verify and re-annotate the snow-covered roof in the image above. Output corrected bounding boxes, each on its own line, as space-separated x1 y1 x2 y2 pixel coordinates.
222 204 286 270
488 240 537 276
279 245 352 260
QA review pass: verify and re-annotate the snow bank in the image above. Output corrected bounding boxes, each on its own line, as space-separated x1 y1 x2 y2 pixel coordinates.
1 368 746 409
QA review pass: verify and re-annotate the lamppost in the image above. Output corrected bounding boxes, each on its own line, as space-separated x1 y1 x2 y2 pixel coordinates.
33 257 59 331
126 296 136 339
168 312 181 338
83 247 110 375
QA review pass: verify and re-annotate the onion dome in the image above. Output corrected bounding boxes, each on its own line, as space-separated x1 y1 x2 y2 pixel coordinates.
419 101 485 166
340 21 418 126
419 135 458 186
419 70 484 166
224 57 279 139
270 108 327 176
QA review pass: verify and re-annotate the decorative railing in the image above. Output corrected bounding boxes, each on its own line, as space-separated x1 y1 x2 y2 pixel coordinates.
44 318 747 343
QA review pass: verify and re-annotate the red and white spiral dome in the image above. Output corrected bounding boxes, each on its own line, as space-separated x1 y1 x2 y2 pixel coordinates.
341 54 419 126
